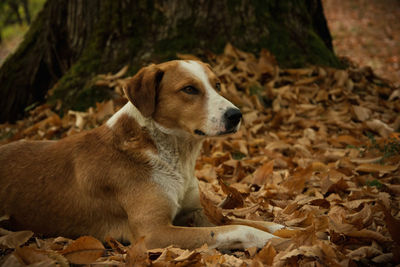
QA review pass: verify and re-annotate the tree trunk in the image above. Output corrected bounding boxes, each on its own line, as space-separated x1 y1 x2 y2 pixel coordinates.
0 0 340 122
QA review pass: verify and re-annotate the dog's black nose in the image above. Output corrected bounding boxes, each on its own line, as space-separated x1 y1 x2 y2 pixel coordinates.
224 108 242 132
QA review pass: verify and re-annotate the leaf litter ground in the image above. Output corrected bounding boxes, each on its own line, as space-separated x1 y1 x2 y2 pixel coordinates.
0 44 400 266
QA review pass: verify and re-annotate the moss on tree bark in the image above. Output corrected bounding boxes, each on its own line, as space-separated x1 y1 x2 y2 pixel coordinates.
0 0 340 122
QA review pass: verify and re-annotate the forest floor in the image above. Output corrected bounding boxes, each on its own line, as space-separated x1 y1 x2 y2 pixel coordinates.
323 0 400 86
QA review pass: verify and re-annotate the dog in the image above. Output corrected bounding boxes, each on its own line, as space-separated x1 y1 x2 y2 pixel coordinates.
0 60 285 250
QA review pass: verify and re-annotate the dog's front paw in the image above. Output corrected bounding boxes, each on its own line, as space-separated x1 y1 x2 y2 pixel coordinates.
214 225 280 249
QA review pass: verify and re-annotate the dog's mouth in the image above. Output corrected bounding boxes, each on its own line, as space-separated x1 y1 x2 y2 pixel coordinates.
217 128 238 136
194 129 206 136
194 128 238 137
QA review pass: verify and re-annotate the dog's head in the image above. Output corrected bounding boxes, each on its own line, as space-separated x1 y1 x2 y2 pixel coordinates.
123 60 241 137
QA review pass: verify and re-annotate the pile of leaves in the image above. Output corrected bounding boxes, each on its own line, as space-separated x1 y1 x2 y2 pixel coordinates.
1 44 400 266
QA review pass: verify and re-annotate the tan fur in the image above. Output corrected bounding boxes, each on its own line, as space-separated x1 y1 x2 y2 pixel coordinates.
152 61 209 132
0 60 284 249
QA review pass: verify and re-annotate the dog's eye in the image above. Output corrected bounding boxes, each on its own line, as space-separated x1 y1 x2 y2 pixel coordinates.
216 83 221 92
181 86 199 95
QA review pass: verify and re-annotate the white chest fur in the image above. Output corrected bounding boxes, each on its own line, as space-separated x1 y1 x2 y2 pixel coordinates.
146 124 203 220
107 102 204 220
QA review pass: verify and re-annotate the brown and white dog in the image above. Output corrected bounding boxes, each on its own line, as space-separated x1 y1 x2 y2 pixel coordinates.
0 60 284 250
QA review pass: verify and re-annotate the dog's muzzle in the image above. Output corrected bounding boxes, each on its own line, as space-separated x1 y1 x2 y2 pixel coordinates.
223 108 242 133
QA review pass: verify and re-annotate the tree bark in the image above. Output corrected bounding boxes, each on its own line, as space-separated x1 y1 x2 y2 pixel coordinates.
0 0 340 122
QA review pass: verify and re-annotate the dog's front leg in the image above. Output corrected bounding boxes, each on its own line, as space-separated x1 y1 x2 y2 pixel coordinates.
139 224 279 250
121 189 278 250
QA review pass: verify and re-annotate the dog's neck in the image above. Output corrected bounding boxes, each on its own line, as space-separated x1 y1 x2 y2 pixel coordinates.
107 102 203 176
149 121 203 176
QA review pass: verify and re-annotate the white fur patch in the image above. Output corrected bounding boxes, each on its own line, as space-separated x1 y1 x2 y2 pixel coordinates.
179 60 238 136
106 102 146 128
214 225 278 249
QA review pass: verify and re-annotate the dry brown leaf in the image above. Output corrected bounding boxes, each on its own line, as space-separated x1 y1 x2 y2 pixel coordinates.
218 177 244 209
282 166 312 194
106 236 126 254
0 214 10 222
172 249 198 262
272 228 301 239
95 100 114 122
1 254 25 267
258 49 277 75
334 135 362 146
346 229 391 243
372 253 394 264
222 204 259 217
365 119 394 138
328 218 357 234
346 203 373 228
350 156 383 164
255 242 276 265
352 105 371 121
252 160 274 186
199 189 231 225
347 246 382 260
126 236 150 267
380 204 400 245
277 245 324 261
355 163 398 174
14 247 56 266
61 236 104 264
0 230 33 249
321 176 349 194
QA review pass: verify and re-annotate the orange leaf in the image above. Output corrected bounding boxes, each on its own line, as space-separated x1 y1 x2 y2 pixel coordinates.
252 160 274 186
356 163 398 174
199 189 231 225
61 236 104 264
218 177 244 209
126 236 150 267
282 166 312 194
255 242 276 265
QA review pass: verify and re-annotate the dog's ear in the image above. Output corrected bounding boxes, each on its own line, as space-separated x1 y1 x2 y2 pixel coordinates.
123 64 164 117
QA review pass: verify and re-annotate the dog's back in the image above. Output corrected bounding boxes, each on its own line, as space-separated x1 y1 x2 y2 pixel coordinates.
0 139 70 233
0 130 134 240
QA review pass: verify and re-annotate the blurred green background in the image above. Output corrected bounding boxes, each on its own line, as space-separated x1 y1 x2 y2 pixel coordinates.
0 0 45 65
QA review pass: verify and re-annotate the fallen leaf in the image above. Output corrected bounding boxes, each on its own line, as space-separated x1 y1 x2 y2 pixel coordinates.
347 246 382 260
218 177 244 209
365 119 394 138
355 163 398 174
380 204 400 245
126 236 150 267
352 105 371 121
199 189 231 225
14 247 55 266
61 236 104 264
95 100 114 122
106 236 126 254
255 242 276 265
0 230 33 249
